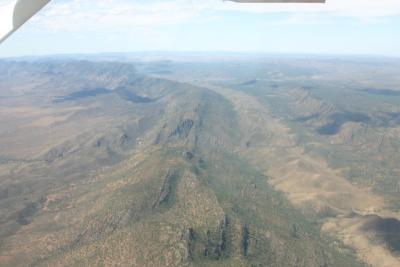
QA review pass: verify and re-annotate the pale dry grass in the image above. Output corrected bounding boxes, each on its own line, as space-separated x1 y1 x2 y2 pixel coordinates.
0 105 105 159
323 217 400 267
204 82 400 267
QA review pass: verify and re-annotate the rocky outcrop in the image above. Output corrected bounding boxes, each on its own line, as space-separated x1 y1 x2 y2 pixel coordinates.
242 224 250 257
183 227 196 260
152 169 179 210
202 215 231 260
213 215 229 259
182 215 232 262
169 119 194 139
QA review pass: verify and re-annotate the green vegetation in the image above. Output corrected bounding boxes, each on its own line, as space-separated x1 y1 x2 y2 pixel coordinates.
2 56 398 266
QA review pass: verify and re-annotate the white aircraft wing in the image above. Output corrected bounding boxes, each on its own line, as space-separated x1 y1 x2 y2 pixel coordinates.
0 0 51 44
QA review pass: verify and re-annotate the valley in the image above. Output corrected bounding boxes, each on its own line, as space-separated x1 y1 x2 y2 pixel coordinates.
0 55 399 266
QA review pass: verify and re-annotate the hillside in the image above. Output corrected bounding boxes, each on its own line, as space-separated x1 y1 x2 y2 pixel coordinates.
143 56 400 267
0 58 394 266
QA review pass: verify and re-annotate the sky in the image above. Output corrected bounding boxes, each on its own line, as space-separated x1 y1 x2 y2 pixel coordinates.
1 0 400 58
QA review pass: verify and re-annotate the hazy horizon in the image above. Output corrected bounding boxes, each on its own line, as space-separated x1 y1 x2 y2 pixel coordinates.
2 50 400 61
1 0 400 58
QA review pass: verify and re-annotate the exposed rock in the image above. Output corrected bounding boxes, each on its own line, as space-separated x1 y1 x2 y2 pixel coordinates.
169 119 194 139
183 227 196 260
242 224 250 257
152 169 179 210
214 215 229 259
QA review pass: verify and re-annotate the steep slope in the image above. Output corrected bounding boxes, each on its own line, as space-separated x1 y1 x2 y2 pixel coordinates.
0 60 364 266
148 57 400 267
